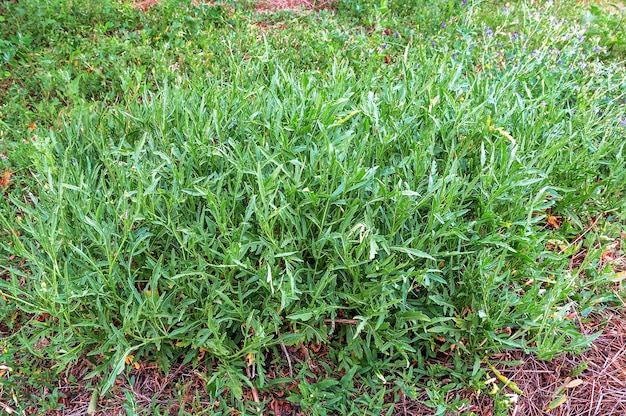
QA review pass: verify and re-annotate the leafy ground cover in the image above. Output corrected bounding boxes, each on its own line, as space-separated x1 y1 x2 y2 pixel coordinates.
1 0 625 414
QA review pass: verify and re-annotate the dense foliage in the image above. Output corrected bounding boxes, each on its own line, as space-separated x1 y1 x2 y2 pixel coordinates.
1 0 625 414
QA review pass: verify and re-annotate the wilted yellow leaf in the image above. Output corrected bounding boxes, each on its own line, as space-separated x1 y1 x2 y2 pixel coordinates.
547 216 561 229
246 352 255 367
488 363 525 396
611 271 626 283
565 379 584 389
495 126 515 143
546 394 567 411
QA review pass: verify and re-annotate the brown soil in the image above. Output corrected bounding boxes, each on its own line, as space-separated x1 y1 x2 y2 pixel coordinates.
487 310 626 416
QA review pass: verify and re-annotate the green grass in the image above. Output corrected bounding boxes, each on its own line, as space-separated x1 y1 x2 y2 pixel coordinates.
1 0 625 414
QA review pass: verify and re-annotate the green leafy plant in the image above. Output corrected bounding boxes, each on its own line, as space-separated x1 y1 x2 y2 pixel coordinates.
1 0 625 414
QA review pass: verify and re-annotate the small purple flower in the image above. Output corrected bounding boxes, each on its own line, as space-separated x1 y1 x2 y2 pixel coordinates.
593 46 600 53
512 32 519 40
503 6 509 13
485 27 493 37
0 154 7 160
462 0 467 5
382 43 387 49
441 22 447 29
432 41 437 47
620 118 626 127
395 31 400 37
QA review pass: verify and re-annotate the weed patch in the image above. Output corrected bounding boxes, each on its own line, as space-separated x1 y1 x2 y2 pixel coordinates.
1 0 625 414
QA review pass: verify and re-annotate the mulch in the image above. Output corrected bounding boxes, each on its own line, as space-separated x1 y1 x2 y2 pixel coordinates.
490 310 626 416
35 309 626 415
